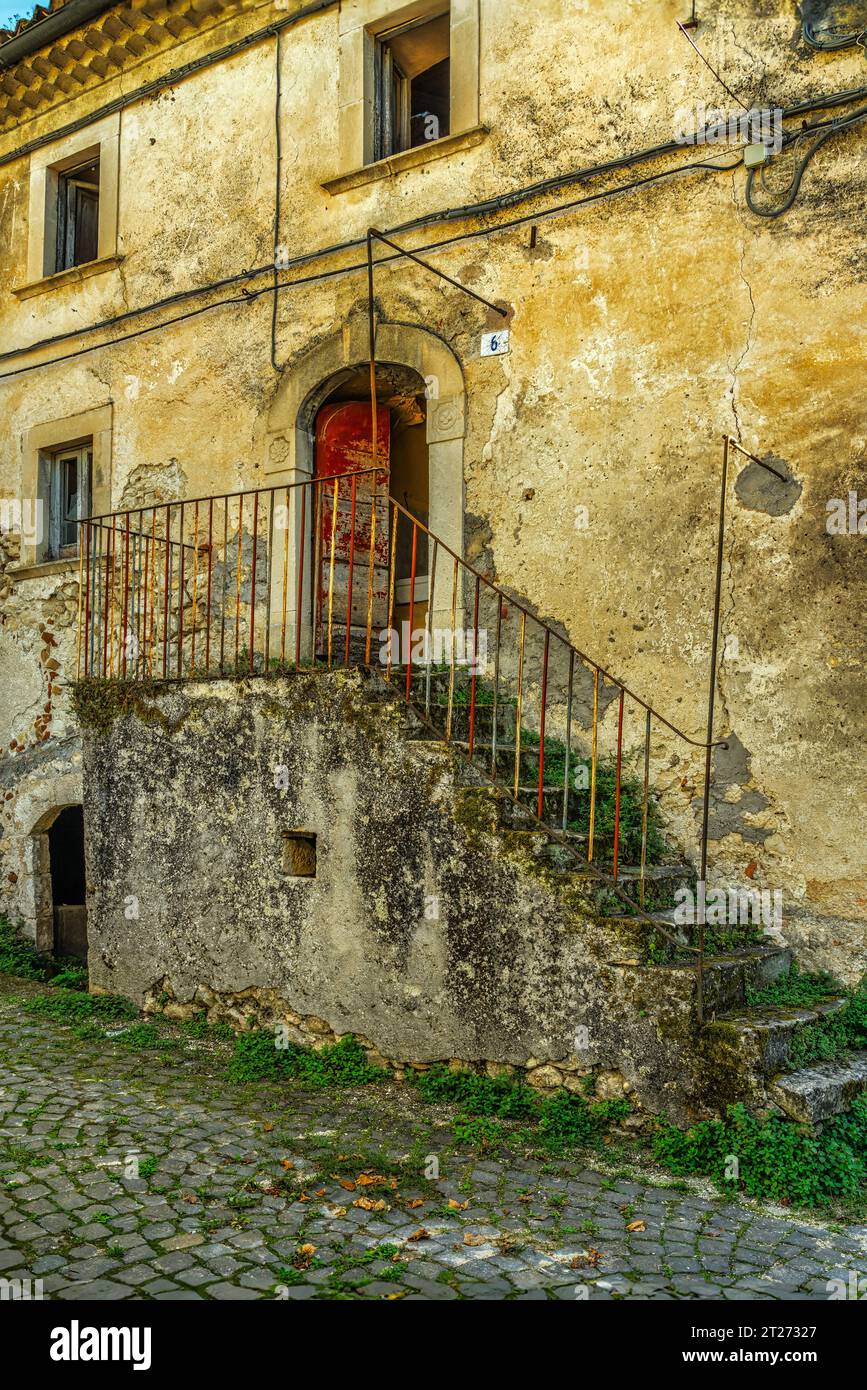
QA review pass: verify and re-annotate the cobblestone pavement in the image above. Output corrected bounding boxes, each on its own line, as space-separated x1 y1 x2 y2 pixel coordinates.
1 987 866 1302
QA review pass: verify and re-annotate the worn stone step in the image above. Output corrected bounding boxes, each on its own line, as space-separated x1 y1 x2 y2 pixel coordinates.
706 997 849 1077
769 1051 867 1125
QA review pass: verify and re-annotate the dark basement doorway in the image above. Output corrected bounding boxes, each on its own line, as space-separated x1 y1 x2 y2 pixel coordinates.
48 805 88 960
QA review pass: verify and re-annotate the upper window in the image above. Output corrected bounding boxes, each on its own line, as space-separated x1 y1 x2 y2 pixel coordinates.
374 9 450 160
47 444 92 558
54 157 100 273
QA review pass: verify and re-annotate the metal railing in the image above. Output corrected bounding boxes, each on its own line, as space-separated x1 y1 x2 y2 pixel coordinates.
77 470 724 1015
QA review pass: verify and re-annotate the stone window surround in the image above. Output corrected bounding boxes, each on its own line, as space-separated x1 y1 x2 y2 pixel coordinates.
332 0 481 183
264 315 465 653
14 112 122 297
12 404 113 574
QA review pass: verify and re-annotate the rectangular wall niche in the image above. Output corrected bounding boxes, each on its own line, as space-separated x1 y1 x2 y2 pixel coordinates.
282 831 317 877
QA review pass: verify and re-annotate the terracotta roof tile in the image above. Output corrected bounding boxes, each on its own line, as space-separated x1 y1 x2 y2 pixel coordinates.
0 1 70 47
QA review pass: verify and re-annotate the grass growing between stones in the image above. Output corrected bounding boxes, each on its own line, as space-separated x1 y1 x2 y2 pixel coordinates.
5 915 867 1218
745 961 842 1010
653 1098 867 1209
226 1030 388 1088
744 966 867 1069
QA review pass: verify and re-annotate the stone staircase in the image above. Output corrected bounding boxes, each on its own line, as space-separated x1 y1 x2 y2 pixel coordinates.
366 667 867 1130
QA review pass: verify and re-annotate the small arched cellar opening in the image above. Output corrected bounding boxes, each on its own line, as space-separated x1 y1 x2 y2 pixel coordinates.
35 805 88 960
311 363 430 660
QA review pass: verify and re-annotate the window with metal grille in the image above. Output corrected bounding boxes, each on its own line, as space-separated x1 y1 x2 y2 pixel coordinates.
374 9 450 161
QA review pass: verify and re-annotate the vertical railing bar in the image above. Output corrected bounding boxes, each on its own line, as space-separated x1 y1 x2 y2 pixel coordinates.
537 628 549 821
264 488 275 674
468 574 479 754
588 668 599 862
205 497 214 675
76 533 85 679
446 556 458 742
83 524 91 678
612 687 625 883
295 484 306 670
250 490 259 675
640 708 651 910
162 504 172 678
327 476 338 669
280 486 290 666
405 523 418 703
177 501 186 679
219 498 228 675
364 475 377 666
149 514 157 678
141 531 150 678
562 648 574 832
234 493 244 674
386 501 398 681
94 521 102 678
424 537 438 719
344 474 357 667
121 515 131 679
491 601 501 782
312 480 323 667
103 519 112 678
109 520 117 677
514 610 525 801
190 501 199 674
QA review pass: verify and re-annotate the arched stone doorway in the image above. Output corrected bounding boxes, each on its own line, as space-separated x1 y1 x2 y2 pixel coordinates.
265 316 466 657
29 802 88 959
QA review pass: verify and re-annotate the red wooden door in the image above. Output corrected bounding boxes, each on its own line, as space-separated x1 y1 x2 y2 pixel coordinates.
314 401 390 659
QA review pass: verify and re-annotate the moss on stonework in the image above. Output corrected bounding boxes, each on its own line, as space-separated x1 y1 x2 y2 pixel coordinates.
71 678 191 736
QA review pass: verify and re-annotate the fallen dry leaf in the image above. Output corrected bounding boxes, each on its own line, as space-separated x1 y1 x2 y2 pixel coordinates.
408 1228 430 1241
626 1220 646 1233
406 1199 425 1209
571 1248 602 1269
263 1123 274 1132
315 1188 326 1197
447 1198 469 1211
180 1192 198 1204
353 1196 388 1212
300 1243 316 1257
463 1233 488 1247
338 1178 357 1192
280 1160 294 1170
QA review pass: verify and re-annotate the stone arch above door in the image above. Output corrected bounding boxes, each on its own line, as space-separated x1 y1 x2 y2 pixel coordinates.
265 316 466 559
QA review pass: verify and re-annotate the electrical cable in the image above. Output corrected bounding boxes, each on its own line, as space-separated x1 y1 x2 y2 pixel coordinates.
0 153 744 382
803 20 867 52
1 85 865 377
745 102 867 216
270 30 282 372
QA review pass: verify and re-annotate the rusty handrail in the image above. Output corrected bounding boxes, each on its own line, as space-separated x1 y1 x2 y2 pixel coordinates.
77 468 723 1012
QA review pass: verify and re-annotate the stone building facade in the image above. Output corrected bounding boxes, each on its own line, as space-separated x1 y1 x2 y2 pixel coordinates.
1 0 865 1020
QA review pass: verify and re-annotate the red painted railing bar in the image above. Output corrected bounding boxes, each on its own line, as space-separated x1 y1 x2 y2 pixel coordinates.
345 474 357 666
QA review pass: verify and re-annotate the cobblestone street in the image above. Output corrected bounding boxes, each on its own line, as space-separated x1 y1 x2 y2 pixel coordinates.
1 984 866 1302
